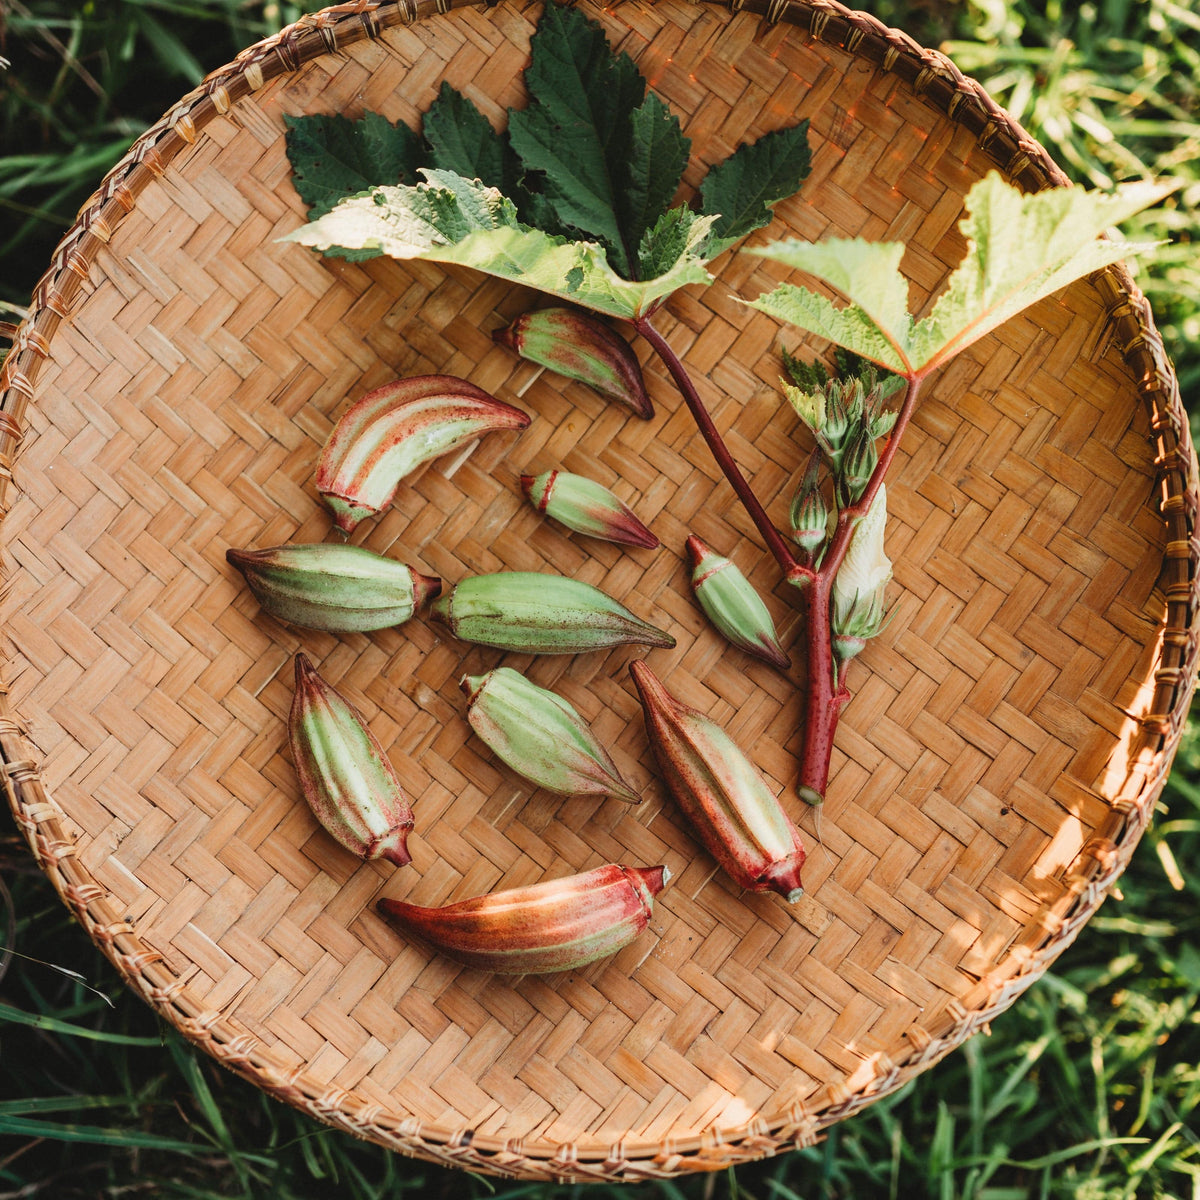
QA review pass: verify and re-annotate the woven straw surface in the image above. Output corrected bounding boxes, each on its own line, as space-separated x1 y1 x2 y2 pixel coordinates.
2 0 1197 1181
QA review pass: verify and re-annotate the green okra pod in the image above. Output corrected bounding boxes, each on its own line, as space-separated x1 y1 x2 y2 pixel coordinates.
431 572 675 654
522 469 658 549
288 653 413 866
462 667 639 801
227 542 440 632
686 535 790 671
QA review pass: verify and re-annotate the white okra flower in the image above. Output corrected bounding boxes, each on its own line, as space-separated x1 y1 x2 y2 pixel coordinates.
831 483 891 663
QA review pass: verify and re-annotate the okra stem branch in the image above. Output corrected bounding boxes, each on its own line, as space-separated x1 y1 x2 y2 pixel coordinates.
634 315 798 573
793 569 850 806
792 372 925 802
632 313 925 804
820 374 924 582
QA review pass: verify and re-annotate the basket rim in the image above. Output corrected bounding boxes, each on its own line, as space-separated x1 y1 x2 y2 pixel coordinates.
1 0 1198 1180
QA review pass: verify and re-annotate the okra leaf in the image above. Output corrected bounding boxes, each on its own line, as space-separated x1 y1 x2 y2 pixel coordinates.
423 82 531 216
283 112 427 218
746 172 1171 377
751 279 913 375
506 1 684 278
747 239 914 374
908 174 1172 372
284 3 816 304
638 205 708 281
617 92 691 268
700 119 813 258
282 169 715 319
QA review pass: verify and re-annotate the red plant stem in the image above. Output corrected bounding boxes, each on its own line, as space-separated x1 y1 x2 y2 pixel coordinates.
790 373 925 802
635 306 926 803
634 314 797 573
788 569 850 805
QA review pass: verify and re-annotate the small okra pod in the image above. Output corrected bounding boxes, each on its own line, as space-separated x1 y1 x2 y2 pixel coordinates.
629 660 806 902
288 653 413 867
316 375 530 533
461 667 639 802
430 571 675 654
521 469 659 549
227 542 441 633
686 535 790 671
377 863 669 974
493 306 653 419
789 450 828 557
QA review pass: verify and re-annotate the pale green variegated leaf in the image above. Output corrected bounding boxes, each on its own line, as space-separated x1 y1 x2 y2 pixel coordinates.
746 172 1171 377
744 239 912 374
281 170 507 258
908 174 1170 371
282 170 713 319
434 224 712 316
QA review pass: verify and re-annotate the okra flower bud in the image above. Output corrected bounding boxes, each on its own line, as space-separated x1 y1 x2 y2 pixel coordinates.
521 469 658 548
785 378 853 469
789 450 828 556
863 370 905 438
838 427 879 504
831 484 892 664
461 667 639 802
288 654 414 866
686 535 790 671
786 369 901 482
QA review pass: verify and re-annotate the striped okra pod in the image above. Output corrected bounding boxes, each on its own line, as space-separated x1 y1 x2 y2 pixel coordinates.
630 660 806 902
316 375 530 533
288 653 413 867
461 667 639 802
378 863 669 974
227 542 440 633
493 306 653 418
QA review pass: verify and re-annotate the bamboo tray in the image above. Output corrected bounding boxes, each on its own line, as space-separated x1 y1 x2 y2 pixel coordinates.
2 0 1197 1182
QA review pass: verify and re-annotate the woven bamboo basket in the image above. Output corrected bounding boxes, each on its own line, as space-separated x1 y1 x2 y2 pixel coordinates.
2 0 1197 1181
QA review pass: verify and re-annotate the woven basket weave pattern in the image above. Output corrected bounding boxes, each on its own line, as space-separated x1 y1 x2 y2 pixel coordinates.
1 0 1196 1180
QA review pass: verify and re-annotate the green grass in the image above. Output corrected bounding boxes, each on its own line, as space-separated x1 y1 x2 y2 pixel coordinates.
2 0 1199 1196
942 0 1200 400
4 807 1199 1198
0 0 305 324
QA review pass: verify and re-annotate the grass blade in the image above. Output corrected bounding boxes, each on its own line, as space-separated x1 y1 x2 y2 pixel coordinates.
0 1114 201 1152
0 1001 163 1045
